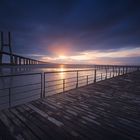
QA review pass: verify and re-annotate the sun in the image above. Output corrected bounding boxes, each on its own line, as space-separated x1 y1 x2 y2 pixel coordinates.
59 55 67 59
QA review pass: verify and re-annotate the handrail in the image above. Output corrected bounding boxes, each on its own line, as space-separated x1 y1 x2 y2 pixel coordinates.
0 72 42 77
0 66 139 110
0 72 42 110
44 69 94 74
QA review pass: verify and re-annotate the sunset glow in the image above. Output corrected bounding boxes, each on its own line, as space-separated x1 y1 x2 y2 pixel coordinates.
59 55 67 59
40 47 140 65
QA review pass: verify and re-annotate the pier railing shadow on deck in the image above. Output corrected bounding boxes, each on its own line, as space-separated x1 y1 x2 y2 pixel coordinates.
0 66 139 110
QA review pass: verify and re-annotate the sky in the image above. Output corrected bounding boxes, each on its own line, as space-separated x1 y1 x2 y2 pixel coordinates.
0 0 140 65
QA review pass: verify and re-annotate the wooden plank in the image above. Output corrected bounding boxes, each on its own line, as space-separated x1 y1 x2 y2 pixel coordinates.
0 119 15 140
23 104 76 140
9 107 47 140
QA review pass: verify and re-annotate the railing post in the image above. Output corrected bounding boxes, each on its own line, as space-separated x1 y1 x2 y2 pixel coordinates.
126 67 128 74
110 71 111 78
113 67 114 77
122 67 124 75
9 88 11 108
94 69 96 83
76 71 78 88
43 73 46 98
40 73 43 98
101 73 102 80
63 79 65 92
118 67 120 75
87 75 88 85
105 69 107 79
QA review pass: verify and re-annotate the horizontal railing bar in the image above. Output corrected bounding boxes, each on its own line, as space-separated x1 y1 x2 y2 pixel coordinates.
96 78 102 81
0 88 9 90
12 87 41 95
44 69 94 74
79 74 93 78
65 83 77 86
11 82 41 89
78 82 87 85
0 94 9 98
46 76 93 85
65 84 77 88
78 79 87 82
0 102 9 106
78 75 87 78
12 93 40 102
0 100 9 104
46 76 77 81
88 80 94 83
88 77 94 80
65 76 77 80
45 88 63 93
46 83 63 88
46 79 63 83
96 76 102 78
65 80 77 83
0 72 42 78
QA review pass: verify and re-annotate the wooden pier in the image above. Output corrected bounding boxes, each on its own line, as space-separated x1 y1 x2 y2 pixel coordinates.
0 71 140 140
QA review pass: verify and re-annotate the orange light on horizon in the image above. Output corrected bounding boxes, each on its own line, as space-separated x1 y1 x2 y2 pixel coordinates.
59 65 65 79
39 47 140 65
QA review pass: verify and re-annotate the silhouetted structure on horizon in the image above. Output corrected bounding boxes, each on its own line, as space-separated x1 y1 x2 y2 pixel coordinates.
0 32 46 65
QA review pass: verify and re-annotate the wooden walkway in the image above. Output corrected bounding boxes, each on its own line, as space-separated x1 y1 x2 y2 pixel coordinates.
0 71 140 140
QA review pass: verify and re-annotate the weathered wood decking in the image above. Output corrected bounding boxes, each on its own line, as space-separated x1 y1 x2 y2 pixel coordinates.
0 71 140 140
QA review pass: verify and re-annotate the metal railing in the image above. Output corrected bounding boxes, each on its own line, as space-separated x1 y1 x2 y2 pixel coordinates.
0 73 42 110
43 66 139 97
0 66 139 110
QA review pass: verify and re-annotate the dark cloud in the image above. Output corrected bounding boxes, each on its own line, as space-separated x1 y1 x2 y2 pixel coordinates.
0 0 140 58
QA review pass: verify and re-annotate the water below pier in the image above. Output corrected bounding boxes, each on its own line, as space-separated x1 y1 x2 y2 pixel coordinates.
0 71 140 140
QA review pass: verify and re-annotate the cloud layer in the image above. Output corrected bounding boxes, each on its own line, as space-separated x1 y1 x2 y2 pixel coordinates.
0 0 140 64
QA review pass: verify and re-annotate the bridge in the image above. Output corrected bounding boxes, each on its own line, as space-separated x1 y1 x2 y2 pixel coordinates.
0 32 46 65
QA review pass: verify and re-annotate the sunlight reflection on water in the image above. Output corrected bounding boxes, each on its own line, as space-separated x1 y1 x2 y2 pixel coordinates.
59 65 65 79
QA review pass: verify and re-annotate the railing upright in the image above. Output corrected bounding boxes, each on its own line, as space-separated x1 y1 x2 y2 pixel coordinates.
126 67 128 74
8 88 11 108
122 67 124 75
101 73 102 80
105 69 107 79
94 69 96 83
63 79 65 92
87 75 88 85
43 73 46 98
41 73 43 98
113 67 114 77
76 71 79 88
118 67 120 75
117 67 118 75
